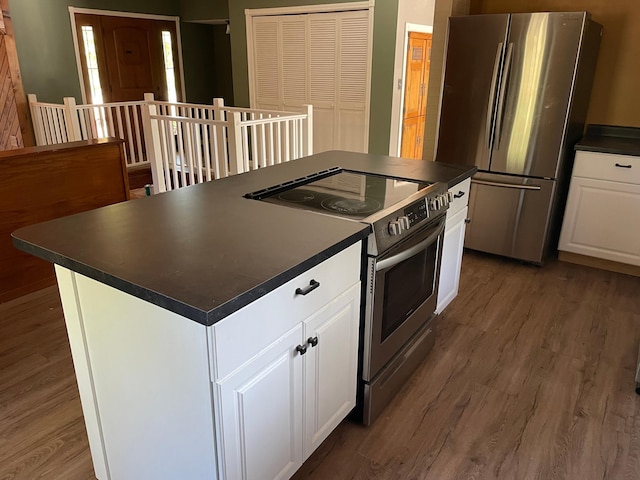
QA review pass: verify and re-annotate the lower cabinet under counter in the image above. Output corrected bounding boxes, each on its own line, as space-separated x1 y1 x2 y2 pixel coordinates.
437 178 471 313
55 242 362 480
559 150 640 275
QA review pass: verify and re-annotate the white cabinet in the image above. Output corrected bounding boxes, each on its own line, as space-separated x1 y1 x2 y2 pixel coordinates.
559 151 640 267
303 287 360 455
437 178 471 313
211 242 362 480
55 241 362 480
215 324 304 480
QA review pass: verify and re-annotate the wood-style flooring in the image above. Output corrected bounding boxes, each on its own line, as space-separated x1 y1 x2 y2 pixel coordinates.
2 252 640 479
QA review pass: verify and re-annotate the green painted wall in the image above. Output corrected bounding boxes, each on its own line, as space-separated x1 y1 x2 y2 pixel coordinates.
181 23 233 104
11 0 218 104
228 0 399 154
180 0 228 21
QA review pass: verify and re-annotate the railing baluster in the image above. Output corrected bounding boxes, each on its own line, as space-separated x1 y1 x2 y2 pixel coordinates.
203 123 213 182
133 105 144 165
124 106 135 166
284 120 291 163
276 120 282 165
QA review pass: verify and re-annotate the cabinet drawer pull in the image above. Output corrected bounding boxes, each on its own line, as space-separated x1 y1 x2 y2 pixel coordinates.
296 344 308 355
615 163 632 169
454 191 466 199
464 218 471 224
307 336 319 347
295 279 320 296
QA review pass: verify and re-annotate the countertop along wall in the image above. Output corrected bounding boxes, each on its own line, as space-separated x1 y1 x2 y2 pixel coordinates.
470 0 640 129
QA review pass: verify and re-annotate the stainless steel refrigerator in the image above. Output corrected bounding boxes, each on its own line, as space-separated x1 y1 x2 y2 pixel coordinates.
435 12 602 264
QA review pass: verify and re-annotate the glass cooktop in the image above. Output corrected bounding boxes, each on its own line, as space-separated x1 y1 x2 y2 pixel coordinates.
246 169 426 220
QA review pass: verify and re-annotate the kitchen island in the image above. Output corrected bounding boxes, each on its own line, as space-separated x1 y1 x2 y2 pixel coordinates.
12 150 475 480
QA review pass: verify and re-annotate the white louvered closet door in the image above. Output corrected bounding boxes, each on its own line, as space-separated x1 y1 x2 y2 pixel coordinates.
252 18 280 111
250 9 371 153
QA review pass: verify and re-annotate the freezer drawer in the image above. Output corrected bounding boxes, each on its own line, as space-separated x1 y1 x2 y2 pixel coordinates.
465 173 556 263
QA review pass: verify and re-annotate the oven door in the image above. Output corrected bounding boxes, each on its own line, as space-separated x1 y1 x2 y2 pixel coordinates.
363 214 446 381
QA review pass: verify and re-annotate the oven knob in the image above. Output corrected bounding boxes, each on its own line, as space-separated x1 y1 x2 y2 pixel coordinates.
430 197 440 210
447 191 455 202
438 194 449 207
398 215 411 230
388 220 402 236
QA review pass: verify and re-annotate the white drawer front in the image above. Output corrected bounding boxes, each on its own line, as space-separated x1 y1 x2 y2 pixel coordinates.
210 241 362 381
447 177 471 218
573 151 640 184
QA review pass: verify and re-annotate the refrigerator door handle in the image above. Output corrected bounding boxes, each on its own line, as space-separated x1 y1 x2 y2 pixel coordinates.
494 42 514 149
485 42 504 149
472 179 542 191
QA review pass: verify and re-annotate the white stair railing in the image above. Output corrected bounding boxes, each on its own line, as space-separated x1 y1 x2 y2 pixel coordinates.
28 94 313 194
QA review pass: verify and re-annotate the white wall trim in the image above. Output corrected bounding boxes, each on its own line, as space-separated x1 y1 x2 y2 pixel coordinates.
68 7 186 104
69 7 179 22
245 1 374 18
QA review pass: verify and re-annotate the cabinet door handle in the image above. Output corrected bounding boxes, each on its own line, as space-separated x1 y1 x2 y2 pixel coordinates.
464 218 471 224
615 163 632 168
307 336 318 347
454 191 466 199
295 279 320 296
296 344 308 355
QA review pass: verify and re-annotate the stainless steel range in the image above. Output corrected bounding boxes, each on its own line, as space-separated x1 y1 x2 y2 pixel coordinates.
246 168 452 424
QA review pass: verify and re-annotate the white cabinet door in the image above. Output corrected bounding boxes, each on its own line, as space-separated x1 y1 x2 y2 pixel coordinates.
303 283 360 458
215 324 304 480
437 206 468 313
559 177 640 265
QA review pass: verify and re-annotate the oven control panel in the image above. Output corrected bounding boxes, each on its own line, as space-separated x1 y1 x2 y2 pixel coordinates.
388 199 430 235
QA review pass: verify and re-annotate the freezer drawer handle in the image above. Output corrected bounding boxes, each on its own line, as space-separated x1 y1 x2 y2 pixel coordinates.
472 179 542 191
485 42 504 149
615 163 632 169
454 191 466 199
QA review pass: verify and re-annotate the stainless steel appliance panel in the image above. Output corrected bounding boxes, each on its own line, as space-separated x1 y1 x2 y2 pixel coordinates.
465 173 556 264
363 215 445 382
363 320 436 425
489 12 587 179
437 15 509 170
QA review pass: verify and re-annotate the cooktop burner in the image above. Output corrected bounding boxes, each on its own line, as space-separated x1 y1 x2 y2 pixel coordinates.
277 189 316 203
321 197 382 215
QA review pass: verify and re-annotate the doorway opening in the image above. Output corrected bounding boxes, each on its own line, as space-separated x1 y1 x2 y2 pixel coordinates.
70 8 185 104
399 28 432 160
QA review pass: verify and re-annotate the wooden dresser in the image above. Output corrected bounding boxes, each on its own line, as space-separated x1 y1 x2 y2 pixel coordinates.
1 138 129 303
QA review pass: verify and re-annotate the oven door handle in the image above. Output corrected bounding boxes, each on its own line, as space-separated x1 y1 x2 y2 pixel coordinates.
375 218 446 272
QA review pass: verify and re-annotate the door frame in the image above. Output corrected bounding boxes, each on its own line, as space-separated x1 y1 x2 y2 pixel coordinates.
69 7 186 104
391 23 432 157
245 1 374 150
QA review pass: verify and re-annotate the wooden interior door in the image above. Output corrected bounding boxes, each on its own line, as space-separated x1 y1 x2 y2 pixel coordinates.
400 32 432 159
74 13 182 103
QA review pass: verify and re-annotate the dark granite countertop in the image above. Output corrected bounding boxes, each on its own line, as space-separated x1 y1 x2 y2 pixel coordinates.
12 150 476 326
575 125 640 157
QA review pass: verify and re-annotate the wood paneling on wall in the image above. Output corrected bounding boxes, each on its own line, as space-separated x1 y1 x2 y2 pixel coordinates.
0 0 33 149
470 0 640 128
